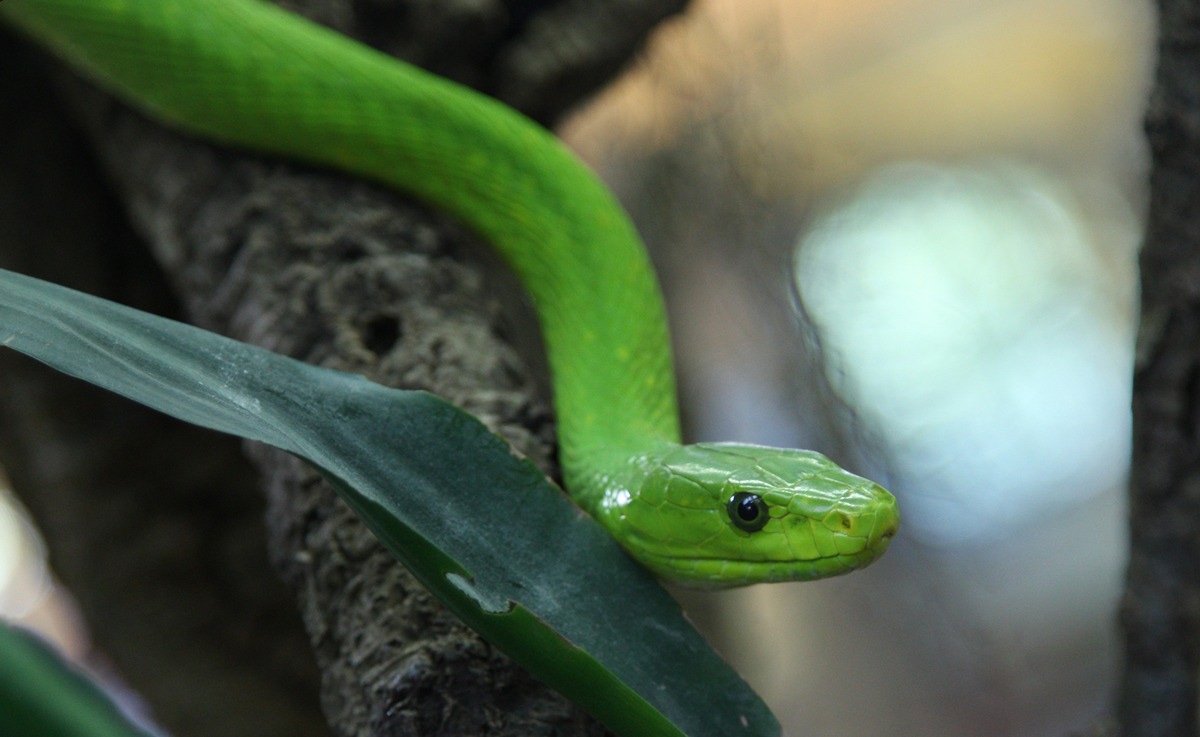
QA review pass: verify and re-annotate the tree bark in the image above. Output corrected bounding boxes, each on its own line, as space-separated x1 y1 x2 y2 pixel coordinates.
0 1 687 735
1121 1 1200 735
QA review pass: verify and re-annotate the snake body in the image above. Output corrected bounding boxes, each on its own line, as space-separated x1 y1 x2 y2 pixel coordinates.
3 0 898 586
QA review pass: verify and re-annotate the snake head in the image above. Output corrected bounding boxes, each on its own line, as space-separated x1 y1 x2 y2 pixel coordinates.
599 443 899 587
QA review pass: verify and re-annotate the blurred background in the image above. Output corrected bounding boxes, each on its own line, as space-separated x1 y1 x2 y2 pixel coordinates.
1 0 1152 734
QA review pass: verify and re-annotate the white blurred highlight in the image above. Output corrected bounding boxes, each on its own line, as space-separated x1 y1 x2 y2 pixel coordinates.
795 161 1136 545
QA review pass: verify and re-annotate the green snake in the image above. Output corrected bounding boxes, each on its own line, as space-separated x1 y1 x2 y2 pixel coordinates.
2 0 898 587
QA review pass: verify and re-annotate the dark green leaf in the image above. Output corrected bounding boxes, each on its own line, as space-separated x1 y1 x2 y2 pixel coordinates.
0 268 779 737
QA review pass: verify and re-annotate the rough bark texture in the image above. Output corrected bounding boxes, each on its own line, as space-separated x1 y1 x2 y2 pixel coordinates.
1121 1 1200 735
0 1 687 735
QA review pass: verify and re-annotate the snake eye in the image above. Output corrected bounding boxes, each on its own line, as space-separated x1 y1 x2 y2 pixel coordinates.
727 492 769 533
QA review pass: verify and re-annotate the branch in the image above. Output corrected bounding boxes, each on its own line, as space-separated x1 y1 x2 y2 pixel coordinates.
1121 1 1200 734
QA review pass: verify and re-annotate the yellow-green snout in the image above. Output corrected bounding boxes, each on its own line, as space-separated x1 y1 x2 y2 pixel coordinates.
603 443 899 587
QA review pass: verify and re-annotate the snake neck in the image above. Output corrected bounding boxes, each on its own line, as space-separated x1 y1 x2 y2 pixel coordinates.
2 0 684 507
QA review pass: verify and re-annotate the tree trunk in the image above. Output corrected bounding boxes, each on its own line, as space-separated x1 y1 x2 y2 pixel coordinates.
0 1 686 735
1121 1 1200 735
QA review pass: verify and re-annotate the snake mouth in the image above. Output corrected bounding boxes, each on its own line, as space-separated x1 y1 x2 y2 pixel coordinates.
636 546 890 588
626 506 899 588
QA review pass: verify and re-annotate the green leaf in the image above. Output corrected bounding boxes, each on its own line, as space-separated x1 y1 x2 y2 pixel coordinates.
0 621 161 737
0 268 779 737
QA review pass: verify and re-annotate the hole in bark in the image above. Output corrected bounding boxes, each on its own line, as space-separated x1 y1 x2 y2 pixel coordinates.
362 316 402 356
333 236 368 260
